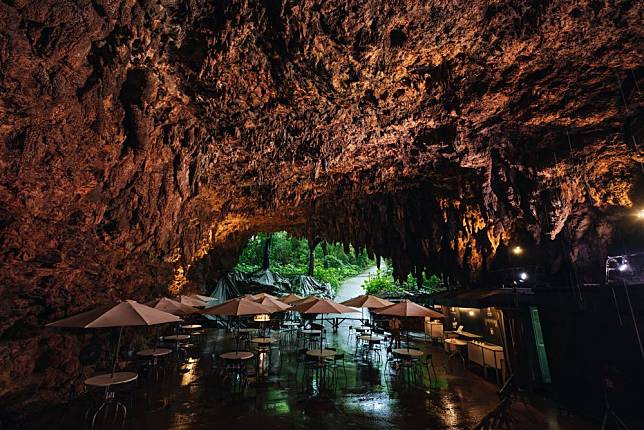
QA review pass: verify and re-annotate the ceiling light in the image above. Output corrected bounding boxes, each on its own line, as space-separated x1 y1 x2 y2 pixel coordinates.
512 246 523 255
618 263 629 272
638 209 644 219
519 272 528 280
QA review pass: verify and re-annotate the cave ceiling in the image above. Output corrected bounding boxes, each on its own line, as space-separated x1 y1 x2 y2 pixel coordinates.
1 0 643 313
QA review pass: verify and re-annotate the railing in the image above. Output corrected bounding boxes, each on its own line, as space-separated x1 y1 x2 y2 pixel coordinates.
472 374 515 430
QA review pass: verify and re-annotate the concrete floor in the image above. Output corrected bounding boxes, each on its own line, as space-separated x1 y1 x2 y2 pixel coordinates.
26 269 593 430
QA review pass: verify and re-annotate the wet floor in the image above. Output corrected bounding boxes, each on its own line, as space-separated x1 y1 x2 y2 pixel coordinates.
27 268 592 430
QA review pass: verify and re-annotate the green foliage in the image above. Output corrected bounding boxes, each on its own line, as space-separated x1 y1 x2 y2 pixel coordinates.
364 269 404 295
313 265 365 290
235 232 373 292
363 263 443 296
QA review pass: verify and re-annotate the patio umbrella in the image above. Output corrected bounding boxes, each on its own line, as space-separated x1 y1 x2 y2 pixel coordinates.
251 292 279 301
146 297 198 317
201 297 274 352
253 295 292 312
179 295 208 308
340 294 394 323
290 298 354 351
285 295 319 323
279 293 303 304
191 294 215 303
373 300 444 352
289 295 319 307
47 300 181 376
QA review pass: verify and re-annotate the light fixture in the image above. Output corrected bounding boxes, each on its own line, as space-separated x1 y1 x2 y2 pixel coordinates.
512 246 523 255
468 310 475 317
618 263 629 272
519 272 528 280
254 314 270 322
638 209 644 219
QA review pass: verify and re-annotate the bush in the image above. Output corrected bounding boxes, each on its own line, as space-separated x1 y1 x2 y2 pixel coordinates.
363 263 443 296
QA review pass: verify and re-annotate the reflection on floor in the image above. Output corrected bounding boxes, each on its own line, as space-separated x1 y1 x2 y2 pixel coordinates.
27 324 593 430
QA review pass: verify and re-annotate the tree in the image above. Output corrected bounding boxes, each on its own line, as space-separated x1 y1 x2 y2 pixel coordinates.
321 241 329 268
262 233 273 270
307 237 322 276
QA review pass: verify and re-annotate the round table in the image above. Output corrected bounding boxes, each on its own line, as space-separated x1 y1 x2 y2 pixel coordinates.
392 348 425 386
306 349 336 359
165 334 191 362
300 329 322 335
137 348 172 357
393 348 424 358
220 351 254 392
84 372 138 427
165 334 190 341
251 337 277 345
355 327 372 333
305 349 337 392
359 335 383 342
445 338 467 365
137 349 171 381
360 336 384 361
181 324 202 330
220 351 254 360
84 372 138 387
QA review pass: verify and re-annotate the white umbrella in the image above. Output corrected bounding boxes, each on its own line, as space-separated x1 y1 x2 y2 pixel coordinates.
340 294 394 324
47 300 181 376
373 300 445 352
290 298 354 351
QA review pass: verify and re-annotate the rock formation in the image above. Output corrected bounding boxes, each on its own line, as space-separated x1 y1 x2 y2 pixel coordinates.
0 0 642 414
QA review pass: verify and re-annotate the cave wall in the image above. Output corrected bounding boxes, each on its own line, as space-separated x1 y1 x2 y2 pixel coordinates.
0 0 642 415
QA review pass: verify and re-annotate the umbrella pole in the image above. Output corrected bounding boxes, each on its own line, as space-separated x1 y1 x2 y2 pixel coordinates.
236 316 240 354
111 327 124 378
320 314 323 352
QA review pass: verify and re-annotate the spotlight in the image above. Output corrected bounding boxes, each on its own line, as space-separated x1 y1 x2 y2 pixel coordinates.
638 209 644 219
519 272 528 280
618 263 629 272
512 246 524 255
468 310 475 316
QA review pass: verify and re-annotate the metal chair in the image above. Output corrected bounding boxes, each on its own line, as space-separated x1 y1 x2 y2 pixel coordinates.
325 348 347 388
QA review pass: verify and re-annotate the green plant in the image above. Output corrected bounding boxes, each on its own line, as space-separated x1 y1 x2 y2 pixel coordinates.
362 263 443 296
234 232 373 293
